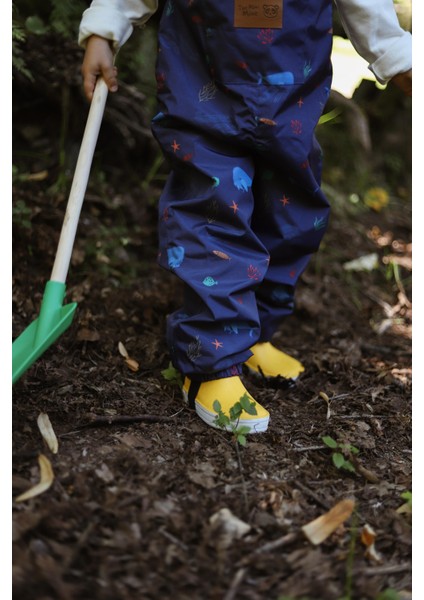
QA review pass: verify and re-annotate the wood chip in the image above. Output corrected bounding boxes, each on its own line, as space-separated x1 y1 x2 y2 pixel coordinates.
302 498 355 545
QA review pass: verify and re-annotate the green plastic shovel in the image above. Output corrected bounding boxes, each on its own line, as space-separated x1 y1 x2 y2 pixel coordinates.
12 78 109 384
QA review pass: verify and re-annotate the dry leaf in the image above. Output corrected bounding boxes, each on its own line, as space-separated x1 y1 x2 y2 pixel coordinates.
125 358 139 372
15 454 55 503
208 508 251 551
302 498 355 545
118 342 129 358
319 391 331 420
361 524 383 563
37 412 58 454
77 328 100 342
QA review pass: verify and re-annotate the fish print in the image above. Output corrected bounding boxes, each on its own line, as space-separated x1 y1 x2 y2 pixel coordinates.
212 250 231 260
203 276 218 286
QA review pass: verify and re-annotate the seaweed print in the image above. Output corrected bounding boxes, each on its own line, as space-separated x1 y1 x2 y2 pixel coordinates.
257 29 274 44
303 61 312 79
247 265 262 281
187 336 202 361
165 0 174 16
291 119 302 135
199 81 217 102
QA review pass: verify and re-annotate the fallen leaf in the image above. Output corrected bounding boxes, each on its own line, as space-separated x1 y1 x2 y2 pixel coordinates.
37 412 58 454
125 358 139 372
319 391 331 420
118 342 129 358
361 524 383 563
208 508 251 551
15 454 55 503
343 253 379 272
77 328 100 342
302 498 355 545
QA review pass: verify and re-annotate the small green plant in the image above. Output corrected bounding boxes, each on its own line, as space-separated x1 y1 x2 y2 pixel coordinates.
213 393 257 446
161 362 183 387
12 199 32 229
322 435 359 473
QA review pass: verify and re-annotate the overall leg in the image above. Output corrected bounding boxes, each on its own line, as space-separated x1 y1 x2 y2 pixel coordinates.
153 125 270 380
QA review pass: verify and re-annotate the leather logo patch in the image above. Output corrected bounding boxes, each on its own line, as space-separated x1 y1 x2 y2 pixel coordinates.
234 1 283 28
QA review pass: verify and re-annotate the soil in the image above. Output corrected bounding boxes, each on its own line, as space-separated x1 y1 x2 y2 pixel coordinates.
12 40 412 600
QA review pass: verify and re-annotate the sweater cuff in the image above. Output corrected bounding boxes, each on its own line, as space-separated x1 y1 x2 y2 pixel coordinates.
369 32 412 84
79 6 143 51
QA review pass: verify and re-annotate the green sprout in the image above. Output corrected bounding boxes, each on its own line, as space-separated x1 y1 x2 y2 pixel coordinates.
322 435 360 474
213 393 258 446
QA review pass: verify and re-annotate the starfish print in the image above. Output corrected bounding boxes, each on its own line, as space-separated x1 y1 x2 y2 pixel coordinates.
297 97 304 108
279 195 290 206
171 140 180 153
212 339 223 350
229 201 239 213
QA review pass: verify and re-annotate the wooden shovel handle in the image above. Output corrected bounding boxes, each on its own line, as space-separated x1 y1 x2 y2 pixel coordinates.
50 77 108 284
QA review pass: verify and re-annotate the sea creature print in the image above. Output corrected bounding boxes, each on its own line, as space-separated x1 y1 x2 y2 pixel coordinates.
247 265 262 281
187 336 202 361
198 81 217 102
232 167 252 192
303 61 312 79
211 339 223 350
212 250 231 260
257 29 274 45
211 177 220 188
314 216 326 231
270 285 294 307
291 119 302 135
258 117 277 126
223 321 256 337
167 246 185 268
203 276 218 287
165 0 174 16
258 71 294 85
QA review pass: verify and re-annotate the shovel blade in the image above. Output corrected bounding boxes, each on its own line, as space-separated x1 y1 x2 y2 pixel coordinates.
12 281 77 384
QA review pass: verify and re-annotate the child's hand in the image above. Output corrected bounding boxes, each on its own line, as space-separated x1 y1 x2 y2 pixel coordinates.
391 69 412 97
81 35 118 101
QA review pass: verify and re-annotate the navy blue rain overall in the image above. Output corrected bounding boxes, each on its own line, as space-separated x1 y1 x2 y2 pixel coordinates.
151 0 333 380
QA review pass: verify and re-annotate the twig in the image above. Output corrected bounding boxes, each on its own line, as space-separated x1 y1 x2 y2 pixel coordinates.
355 563 411 576
252 532 299 555
159 528 189 552
293 444 327 452
223 567 247 600
292 479 331 510
77 413 178 427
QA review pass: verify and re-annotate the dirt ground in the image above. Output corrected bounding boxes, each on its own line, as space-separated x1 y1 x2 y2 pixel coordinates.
12 54 412 599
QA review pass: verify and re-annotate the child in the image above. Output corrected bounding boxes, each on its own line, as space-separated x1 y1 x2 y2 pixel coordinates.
79 0 412 433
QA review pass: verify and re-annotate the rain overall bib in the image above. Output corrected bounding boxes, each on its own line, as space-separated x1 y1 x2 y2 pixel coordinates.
152 0 333 380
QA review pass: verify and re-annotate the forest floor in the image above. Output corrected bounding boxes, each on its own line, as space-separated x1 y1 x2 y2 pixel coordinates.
12 55 412 600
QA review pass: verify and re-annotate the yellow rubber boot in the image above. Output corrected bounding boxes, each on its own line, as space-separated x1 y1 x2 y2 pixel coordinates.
245 342 304 380
182 376 269 433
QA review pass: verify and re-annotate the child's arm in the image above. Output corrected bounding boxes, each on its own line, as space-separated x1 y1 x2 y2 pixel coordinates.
79 0 158 101
335 0 412 93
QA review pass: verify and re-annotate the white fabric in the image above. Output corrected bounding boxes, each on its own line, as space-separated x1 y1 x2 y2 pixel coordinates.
335 0 412 82
78 0 158 50
78 0 412 82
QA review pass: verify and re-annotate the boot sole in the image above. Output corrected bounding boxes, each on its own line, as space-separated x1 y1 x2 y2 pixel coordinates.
182 388 269 433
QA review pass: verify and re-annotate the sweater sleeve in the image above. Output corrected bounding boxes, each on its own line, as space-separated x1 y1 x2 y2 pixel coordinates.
78 0 158 51
334 0 412 84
